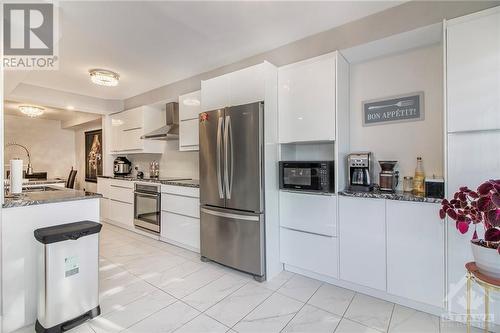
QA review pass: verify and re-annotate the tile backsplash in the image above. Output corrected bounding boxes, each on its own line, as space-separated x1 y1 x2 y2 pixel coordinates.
125 141 199 179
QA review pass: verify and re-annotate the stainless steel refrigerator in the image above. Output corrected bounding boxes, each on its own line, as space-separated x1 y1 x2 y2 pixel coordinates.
199 101 265 281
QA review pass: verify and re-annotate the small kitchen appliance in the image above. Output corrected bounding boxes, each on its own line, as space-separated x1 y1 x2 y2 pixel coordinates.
279 161 334 193
347 153 373 192
425 176 445 199
379 161 399 192
113 157 132 176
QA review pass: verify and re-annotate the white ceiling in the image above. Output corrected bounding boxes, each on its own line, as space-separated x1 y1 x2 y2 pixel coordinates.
6 1 403 100
4 100 100 122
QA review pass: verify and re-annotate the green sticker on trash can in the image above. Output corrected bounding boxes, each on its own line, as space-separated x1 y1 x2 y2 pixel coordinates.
65 256 79 277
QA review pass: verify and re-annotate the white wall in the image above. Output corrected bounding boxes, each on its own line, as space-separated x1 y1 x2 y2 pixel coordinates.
349 44 443 188
120 141 199 180
4 115 76 179
74 120 102 192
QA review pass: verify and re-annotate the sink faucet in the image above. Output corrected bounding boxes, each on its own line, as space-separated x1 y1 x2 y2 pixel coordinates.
5 143 34 175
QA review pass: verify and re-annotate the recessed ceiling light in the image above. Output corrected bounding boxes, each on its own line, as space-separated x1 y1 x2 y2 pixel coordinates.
183 98 200 106
19 105 44 118
89 69 120 87
67 105 75 110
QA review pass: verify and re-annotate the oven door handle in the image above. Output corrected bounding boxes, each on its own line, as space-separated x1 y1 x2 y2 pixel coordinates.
134 192 160 198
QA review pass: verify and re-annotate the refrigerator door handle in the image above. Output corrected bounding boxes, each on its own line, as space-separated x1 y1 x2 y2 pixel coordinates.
201 208 260 221
216 116 224 199
224 115 233 199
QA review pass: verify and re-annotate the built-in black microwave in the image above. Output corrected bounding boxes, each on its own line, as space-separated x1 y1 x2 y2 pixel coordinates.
279 161 334 193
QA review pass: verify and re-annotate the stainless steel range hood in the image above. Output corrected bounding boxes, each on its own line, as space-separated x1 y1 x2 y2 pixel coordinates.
141 102 179 140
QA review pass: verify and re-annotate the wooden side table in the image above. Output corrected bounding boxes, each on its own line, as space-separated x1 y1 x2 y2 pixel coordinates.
466 262 500 333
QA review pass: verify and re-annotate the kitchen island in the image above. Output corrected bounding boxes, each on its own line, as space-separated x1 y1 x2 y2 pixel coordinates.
2 187 101 333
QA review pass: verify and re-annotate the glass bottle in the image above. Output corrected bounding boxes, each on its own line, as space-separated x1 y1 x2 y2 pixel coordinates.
413 157 425 196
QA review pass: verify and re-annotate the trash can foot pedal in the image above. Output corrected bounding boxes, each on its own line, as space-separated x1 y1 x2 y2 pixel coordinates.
35 305 100 333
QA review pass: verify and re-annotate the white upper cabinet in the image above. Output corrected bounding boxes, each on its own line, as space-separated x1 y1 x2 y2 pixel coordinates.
109 106 165 154
179 90 202 120
201 74 231 111
339 196 386 291
447 8 500 132
386 201 444 308
179 90 201 151
201 62 270 112
229 64 265 106
278 53 336 143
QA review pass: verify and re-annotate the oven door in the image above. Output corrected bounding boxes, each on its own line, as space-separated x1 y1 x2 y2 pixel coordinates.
280 163 321 191
134 191 161 233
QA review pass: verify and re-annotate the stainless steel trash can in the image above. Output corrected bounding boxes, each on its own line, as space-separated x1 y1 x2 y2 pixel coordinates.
34 221 102 333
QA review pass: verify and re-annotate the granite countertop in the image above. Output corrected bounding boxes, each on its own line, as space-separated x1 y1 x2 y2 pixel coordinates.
339 189 442 204
3 187 102 208
4 178 66 187
98 176 200 188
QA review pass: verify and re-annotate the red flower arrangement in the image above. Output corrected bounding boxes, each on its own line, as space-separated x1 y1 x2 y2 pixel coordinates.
439 179 500 253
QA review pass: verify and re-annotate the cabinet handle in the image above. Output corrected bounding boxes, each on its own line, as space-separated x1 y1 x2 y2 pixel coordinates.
123 127 142 132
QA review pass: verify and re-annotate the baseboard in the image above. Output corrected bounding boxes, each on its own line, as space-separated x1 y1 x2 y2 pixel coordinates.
284 264 445 317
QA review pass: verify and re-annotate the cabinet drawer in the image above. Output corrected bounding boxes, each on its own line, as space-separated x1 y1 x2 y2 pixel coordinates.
108 185 134 204
108 199 134 227
280 227 338 278
162 194 199 218
161 212 200 251
161 185 199 198
108 179 134 189
279 191 336 236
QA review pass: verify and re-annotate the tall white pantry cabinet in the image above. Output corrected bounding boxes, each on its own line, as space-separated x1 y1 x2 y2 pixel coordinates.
446 6 500 326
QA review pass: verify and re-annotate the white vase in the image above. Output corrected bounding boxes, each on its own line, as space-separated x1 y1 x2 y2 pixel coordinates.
471 241 500 279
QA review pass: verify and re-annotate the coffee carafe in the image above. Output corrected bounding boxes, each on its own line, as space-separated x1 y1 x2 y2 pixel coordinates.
379 161 399 192
348 153 373 192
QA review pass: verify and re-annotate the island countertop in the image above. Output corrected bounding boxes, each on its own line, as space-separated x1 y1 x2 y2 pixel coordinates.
3 188 102 208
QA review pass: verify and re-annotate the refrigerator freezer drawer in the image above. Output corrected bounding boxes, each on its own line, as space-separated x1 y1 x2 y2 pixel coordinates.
200 207 265 277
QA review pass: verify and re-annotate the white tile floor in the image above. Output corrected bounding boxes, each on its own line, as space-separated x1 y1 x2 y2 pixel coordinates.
15 223 485 333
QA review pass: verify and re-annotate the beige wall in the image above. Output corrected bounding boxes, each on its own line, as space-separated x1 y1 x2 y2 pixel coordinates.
4 115 76 179
349 44 444 188
74 120 103 192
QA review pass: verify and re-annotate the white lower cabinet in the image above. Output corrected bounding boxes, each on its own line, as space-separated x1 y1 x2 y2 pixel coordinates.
339 196 386 291
386 201 444 308
97 178 134 229
108 199 134 228
161 212 200 251
280 227 338 278
279 191 336 236
160 186 201 252
100 198 109 221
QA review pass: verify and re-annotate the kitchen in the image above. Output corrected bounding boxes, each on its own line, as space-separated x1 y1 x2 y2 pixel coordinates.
1 2 499 333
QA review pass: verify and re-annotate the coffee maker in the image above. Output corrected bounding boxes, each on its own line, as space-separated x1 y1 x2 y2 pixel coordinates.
379 161 399 192
348 153 373 192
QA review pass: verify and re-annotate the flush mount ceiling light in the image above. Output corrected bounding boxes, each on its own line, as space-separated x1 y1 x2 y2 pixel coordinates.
183 98 200 106
89 69 120 86
18 105 44 118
